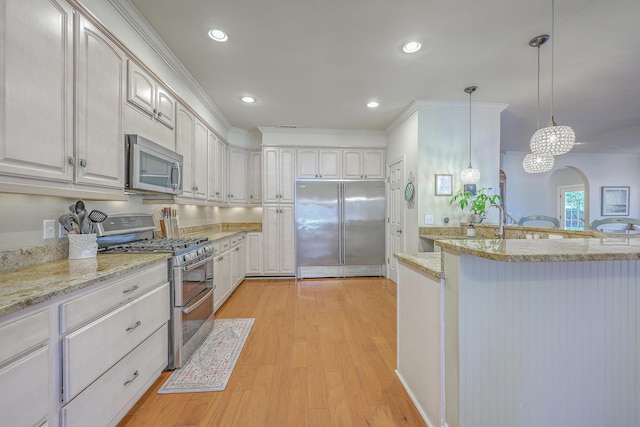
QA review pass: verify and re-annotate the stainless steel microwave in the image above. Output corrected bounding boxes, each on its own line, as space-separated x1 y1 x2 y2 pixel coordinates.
125 134 183 195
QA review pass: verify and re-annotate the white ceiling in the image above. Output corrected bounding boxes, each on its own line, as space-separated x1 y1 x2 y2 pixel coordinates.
128 0 640 154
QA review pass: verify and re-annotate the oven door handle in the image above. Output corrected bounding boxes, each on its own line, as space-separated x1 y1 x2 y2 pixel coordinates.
182 287 214 314
182 256 213 272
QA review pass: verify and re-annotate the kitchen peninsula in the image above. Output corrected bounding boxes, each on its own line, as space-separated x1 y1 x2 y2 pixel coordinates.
395 237 640 427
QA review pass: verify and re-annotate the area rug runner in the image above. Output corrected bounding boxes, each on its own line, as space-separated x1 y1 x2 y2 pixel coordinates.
158 318 254 393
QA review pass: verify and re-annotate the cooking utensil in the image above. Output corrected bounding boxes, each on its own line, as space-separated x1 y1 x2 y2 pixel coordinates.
59 213 80 234
88 209 108 223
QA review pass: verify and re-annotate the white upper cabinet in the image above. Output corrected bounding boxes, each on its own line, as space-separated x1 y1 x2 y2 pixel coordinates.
126 60 175 130
208 132 228 203
228 147 248 204
263 147 295 203
296 148 341 179
75 15 126 189
0 0 74 182
342 149 385 179
248 150 262 205
193 119 208 199
175 105 194 197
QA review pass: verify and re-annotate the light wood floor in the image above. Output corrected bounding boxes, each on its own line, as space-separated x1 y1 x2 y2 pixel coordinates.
118 277 427 427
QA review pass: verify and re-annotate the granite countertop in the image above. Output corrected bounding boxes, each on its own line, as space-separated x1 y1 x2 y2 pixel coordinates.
436 237 640 262
393 252 443 279
0 253 170 318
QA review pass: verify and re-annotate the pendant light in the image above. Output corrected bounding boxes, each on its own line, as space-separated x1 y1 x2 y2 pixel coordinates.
523 152 554 173
460 85 480 184
523 34 554 173
530 0 575 156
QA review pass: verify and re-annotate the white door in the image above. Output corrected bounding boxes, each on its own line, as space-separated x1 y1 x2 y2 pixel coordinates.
387 159 404 283
557 185 585 230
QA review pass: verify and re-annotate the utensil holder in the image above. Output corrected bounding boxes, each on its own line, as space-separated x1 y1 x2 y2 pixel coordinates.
68 233 98 259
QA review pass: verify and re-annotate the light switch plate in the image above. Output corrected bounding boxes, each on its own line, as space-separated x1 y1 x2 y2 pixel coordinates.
425 214 434 224
43 220 56 239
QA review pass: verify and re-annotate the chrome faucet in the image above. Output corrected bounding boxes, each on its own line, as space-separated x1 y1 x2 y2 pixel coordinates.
488 204 504 238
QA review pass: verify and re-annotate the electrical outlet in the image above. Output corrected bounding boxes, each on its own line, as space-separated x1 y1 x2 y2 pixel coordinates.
425 214 434 224
59 223 68 238
43 220 56 239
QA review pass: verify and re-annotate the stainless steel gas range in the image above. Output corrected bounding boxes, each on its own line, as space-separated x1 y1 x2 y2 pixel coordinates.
96 213 215 369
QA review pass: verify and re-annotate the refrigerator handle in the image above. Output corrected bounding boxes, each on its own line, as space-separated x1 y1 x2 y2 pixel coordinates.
338 182 344 265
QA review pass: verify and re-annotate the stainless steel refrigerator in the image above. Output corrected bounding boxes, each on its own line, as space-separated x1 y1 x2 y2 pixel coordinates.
295 180 386 278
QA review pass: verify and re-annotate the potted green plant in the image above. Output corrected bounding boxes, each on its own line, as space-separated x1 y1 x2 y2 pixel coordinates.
450 187 502 223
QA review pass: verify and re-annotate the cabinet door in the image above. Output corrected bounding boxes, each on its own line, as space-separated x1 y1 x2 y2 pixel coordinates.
75 16 126 189
363 150 385 179
155 85 176 129
229 148 248 204
175 105 194 197
248 151 262 204
211 139 228 203
279 205 296 274
193 119 208 199
342 150 363 179
0 346 50 427
279 148 296 203
207 131 218 201
246 232 263 275
126 60 155 116
297 148 318 179
0 0 74 182
262 204 280 274
263 148 279 203
318 149 341 179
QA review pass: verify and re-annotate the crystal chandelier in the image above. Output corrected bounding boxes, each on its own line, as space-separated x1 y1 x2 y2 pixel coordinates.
523 152 554 173
530 0 575 156
460 85 480 184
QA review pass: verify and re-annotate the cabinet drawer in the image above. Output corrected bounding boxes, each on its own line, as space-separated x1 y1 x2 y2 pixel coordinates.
62 282 170 401
61 324 168 427
230 233 245 247
213 238 230 254
0 309 48 364
60 262 167 333
0 345 49 427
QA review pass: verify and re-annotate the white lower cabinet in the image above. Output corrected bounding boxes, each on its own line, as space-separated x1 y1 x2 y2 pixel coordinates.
0 307 50 427
246 232 263 276
55 260 169 427
214 239 231 312
230 234 246 289
60 324 168 427
61 282 170 401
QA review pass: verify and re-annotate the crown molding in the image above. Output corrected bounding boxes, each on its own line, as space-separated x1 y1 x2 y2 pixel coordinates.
107 0 232 132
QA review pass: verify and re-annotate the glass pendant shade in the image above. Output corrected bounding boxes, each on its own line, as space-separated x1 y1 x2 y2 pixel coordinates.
530 119 575 155
460 165 481 184
522 152 554 173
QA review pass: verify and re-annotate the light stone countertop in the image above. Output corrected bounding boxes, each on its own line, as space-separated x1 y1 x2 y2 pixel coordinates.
393 252 443 279
0 253 170 318
436 237 640 262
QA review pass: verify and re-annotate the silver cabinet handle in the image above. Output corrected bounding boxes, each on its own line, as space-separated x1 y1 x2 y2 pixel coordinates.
398 228 403 234
126 320 142 332
124 370 139 386
68 156 76 166
122 285 139 294
79 159 87 167
157 111 162 118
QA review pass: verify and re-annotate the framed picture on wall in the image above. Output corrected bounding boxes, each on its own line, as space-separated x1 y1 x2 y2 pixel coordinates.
601 186 629 216
435 174 453 196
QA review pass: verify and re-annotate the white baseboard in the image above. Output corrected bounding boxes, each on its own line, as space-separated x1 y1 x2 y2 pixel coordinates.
395 369 436 427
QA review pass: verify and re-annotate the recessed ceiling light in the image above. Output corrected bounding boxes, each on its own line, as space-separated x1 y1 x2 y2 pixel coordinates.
402 41 421 53
241 96 256 103
367 101 379 108
208 29 228 42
